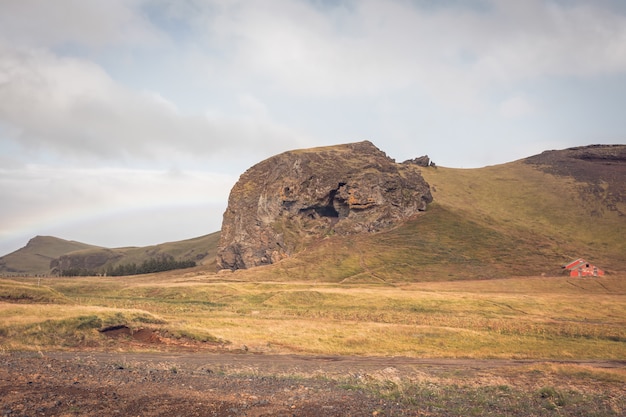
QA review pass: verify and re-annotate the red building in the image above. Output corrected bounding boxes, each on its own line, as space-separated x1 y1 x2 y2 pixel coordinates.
562 258 605 277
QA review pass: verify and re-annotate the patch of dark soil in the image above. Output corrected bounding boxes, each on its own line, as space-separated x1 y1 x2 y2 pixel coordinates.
132 328 162 343
99 324 134 339
1 352 623 417
99 326 162 344
0 353 407 416
0 295 35 303
99 324 130 335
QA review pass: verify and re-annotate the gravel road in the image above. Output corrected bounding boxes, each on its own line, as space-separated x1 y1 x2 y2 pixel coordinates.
1 351 624 416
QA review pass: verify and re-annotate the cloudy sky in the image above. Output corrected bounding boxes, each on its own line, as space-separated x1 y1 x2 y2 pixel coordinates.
1 0 625 256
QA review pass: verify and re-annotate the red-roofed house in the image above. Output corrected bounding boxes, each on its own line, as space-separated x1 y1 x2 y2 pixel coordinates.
562 258 605 277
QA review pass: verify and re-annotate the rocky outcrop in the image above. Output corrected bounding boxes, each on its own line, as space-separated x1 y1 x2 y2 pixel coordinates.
216 141 433 270
403 155 435 167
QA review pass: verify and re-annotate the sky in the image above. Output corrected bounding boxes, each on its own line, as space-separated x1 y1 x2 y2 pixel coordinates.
1 0 626 256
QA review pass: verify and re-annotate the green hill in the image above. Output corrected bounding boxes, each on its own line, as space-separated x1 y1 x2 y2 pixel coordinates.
49 232 221 276
0 236 101 275
0 233 220 276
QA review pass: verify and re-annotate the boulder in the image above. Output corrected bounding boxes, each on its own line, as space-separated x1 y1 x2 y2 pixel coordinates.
403 155 434 167
216 141 433 270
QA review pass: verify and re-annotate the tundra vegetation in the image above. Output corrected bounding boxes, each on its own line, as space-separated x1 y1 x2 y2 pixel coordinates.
1 273 624 358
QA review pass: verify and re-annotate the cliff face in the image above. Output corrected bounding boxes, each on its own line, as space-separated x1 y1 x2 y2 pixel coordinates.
216 141 433 270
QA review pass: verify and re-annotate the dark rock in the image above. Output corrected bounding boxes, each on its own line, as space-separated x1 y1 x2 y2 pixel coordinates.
216 141 433 270
403 155 434 167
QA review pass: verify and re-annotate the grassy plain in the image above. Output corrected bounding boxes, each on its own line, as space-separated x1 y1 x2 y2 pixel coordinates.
1 272 624 360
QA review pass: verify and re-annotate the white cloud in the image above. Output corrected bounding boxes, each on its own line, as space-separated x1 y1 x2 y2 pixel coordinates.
499 95 534 119
0 42 312 167
238 94 270 119
165 0 626 115
470 1 626 82
0 0 163 48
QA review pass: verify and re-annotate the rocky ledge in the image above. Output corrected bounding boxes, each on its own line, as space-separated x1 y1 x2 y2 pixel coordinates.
216 141 433 270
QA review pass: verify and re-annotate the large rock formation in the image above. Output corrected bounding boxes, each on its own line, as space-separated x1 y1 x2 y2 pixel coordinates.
216 141 433 270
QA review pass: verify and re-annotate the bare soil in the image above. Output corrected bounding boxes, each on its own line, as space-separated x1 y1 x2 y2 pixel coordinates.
2 348 624 417
2 323 624 416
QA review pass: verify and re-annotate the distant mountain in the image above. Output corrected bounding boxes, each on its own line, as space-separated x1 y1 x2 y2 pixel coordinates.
0 233 220 276
50 233 220 276
0 236 101 275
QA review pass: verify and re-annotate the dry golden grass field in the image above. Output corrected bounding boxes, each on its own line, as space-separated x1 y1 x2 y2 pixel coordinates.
1 272 624 359
2 271 625 416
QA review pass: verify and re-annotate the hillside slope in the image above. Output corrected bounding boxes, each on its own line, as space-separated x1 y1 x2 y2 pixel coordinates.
50 232 221 275
232 145 625 282
423 162 624 270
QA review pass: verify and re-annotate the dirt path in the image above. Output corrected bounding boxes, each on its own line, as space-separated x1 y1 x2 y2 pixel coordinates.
1 351 624 416
42 351 626 375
